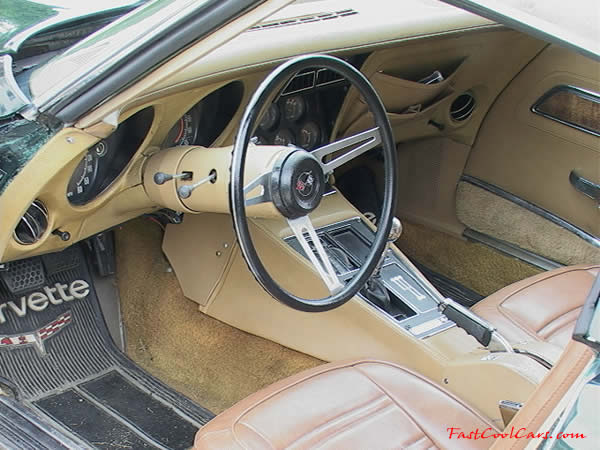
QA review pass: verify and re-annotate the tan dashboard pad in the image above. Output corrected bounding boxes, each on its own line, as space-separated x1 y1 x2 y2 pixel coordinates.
334 30 545 147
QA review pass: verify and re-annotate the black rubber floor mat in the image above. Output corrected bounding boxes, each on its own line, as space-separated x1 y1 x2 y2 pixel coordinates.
414 262 484 307
0 245 214 449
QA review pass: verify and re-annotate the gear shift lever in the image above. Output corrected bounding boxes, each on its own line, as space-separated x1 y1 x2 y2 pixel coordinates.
361 217 402 313
374 217 402 276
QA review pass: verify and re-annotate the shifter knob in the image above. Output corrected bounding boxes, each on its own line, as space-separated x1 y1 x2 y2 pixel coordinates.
387 217 403 242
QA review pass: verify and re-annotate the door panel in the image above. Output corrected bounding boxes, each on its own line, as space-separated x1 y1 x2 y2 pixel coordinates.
462 45 599 245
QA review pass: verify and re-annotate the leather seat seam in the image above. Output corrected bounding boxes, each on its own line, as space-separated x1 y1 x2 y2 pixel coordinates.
500 302 584 342
403 434 430 449
496 266 598 310
310 401 397 449
223 360 396 445
286 395 389 448
353 365 495 448
356 363 497 429
236 421 275 450
538 309 581 339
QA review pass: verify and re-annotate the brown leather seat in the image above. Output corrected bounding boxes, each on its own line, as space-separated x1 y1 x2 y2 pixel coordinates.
472 265 599 348
194 359 497 449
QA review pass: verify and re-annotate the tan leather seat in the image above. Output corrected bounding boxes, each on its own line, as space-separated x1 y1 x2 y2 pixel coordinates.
194 359 497 449
472 265 599 348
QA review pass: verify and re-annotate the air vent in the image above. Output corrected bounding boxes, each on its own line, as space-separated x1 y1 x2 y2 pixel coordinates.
13 200 48 245
249 9 358 31
450 93 476 122
282 68 346 95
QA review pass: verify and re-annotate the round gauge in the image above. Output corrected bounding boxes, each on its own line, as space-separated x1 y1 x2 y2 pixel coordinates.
66 141 105 204
273 129 295 146
283 95 306 122
298 121 321 150
163 107 201 147
251 135 269 145
259 103 280 131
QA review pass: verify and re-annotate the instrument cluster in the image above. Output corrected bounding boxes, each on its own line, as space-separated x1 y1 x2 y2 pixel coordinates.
253 86 343 152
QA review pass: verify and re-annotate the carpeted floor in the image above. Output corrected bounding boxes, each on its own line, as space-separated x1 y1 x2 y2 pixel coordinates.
397 221 542 297
114 219 323 414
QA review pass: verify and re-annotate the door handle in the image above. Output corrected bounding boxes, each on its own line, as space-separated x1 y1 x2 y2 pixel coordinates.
570 170 600 204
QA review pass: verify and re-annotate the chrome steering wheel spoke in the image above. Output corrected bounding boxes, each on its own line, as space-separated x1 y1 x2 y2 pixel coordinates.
287 215 343 294
244 172 272 206
311 127 381 173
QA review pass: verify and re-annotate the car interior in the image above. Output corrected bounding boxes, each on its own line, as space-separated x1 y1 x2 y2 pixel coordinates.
0 0 599 448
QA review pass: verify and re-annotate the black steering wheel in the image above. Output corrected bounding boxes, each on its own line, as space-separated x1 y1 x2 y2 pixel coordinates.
230 54 397 312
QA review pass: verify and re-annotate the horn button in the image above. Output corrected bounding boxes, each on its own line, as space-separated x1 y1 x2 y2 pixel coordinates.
271 150 325 219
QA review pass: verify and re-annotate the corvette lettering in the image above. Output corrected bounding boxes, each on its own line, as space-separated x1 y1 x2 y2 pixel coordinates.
0 280 89 324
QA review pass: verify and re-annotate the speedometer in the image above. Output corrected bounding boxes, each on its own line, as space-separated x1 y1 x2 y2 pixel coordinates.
66 141 104 205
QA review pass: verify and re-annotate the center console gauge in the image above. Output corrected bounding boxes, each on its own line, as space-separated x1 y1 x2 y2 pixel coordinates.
273 129 295 146
259 103 280 131
283 95 306 122
298 121 321 150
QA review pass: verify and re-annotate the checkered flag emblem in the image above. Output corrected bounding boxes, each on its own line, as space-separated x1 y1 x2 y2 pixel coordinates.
0 311 72 355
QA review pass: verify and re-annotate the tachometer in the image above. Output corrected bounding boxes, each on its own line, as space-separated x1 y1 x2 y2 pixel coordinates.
163 106 201 147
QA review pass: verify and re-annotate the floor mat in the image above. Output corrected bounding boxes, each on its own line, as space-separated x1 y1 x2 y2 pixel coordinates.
115 219 323 414
0 245 213 449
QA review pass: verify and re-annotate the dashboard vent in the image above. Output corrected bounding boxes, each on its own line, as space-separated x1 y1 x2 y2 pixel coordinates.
282 68 346 95
249 9 358 31
450 92 476 122
13 200 48 245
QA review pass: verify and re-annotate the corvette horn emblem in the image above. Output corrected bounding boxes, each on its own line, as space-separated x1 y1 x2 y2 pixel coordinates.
295 171 315 197
0 310 72 356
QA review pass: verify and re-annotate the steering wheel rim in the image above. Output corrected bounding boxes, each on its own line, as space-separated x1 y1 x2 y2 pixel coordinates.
230 54 397 312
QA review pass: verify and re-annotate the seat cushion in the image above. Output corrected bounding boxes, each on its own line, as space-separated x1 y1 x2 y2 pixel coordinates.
194 359 496 450
472 265 599 348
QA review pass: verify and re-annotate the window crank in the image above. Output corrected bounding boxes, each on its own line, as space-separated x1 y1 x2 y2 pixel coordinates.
153 171 192 185
178 170 217 199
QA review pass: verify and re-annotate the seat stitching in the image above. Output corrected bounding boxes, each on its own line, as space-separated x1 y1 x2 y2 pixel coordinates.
356 363 497 429
287 395 390 448
352 366 438 444
495 266 599 306
489 268 599 341
498 302 584 342
538 310 580 339
224 362 387 448
354 365 496 448
236 421 276 450
403 434 431 449
311 402 397 449
221 360 495 447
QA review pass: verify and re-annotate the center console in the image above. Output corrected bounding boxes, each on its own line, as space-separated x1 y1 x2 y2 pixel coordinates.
286 217 454 338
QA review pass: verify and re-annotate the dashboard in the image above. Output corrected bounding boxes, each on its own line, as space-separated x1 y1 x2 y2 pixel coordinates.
1 7 530 264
